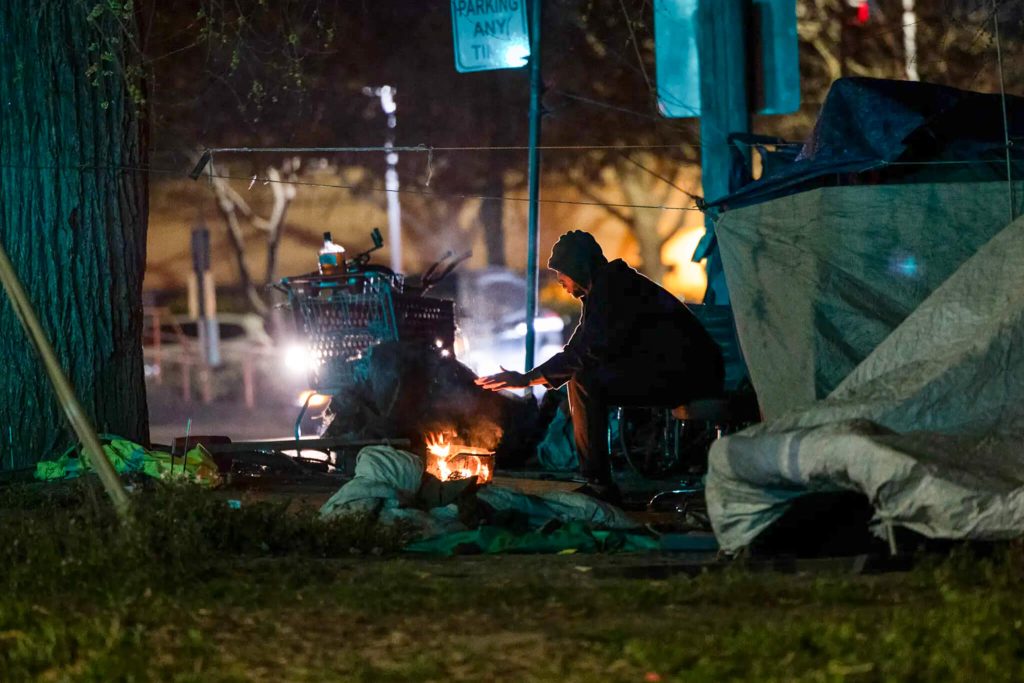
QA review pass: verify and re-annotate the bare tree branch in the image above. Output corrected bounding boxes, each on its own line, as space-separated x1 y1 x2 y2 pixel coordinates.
264 164 298 284
210 164 269 316
205 154 301 317
565 176 634 225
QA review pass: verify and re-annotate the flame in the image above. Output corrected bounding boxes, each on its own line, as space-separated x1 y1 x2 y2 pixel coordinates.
424 432 492 483
425 432 452 458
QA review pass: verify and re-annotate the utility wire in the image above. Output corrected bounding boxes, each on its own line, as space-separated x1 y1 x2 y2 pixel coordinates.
547 89 699 133
618 152 703 203
194 167 700 210
200 137 805 155
0 162 702 212
910 0 1005 79
206 142 724 153
550 88 688 129
906 5 992 73
889 158 1021 166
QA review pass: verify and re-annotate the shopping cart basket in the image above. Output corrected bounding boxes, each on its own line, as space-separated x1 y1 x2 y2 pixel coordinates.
279 271 456 438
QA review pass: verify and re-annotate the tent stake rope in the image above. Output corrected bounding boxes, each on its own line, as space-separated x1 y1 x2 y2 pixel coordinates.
992 0 1015 222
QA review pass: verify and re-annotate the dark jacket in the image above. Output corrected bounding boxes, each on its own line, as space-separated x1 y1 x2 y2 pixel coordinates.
537 259 722 390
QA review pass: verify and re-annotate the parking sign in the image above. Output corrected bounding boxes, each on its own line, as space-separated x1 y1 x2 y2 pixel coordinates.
451 0 531 73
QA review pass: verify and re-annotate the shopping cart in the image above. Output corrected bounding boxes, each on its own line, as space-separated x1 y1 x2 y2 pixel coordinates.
278 270 456 440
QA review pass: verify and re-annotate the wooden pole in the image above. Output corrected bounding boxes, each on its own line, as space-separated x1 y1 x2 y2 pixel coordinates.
0 237 130 514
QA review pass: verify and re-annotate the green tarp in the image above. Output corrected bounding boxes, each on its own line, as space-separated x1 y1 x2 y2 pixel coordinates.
404 521 660 555
319 445 717 555
709 202 1024 552
716 180 1024 419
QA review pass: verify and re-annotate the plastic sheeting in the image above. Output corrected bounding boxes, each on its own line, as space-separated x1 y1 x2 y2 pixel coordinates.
319 445 641 550
536 407 578 472
405 522 657 556
707 78 1024 213
318 445 463 537
35 436 221 486
476 486 637 530
717 181 1024 419
707 212 1024 552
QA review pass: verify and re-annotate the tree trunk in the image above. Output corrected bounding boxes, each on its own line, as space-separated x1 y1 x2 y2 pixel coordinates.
632 211 668 284
0 0 149 468
618 161 670 283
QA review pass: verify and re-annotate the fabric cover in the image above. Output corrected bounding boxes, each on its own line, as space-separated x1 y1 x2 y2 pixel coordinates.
404 521 658 556
706 77 1024 213
319 444 641 549
320 445 424 516
536 406 579 472
716 180 1024 419
476 486 637 530
707 212 1024 552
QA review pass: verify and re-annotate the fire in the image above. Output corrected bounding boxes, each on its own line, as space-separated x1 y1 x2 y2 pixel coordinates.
424 432 494 484
425 432 452 459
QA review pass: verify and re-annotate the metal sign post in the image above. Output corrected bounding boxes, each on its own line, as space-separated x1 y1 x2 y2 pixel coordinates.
523 0 542 372
655 0 800 303
450 0 541 372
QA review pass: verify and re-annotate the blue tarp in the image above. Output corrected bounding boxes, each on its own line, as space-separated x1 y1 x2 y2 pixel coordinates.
707 77 1024 214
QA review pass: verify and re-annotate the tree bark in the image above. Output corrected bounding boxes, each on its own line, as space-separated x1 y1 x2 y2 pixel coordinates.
0 0 149 467
619 161 671 283
631 211 668 284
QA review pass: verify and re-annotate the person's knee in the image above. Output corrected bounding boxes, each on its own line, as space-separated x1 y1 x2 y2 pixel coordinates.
568 369 606 413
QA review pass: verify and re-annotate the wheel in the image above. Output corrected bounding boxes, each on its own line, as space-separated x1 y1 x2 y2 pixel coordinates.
612 407 719 480
613 407 676 479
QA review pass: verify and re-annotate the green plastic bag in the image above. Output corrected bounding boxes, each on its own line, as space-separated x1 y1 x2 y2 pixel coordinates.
34 435 221 487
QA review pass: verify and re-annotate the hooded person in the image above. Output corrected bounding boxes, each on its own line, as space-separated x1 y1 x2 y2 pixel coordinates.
475 230 724 502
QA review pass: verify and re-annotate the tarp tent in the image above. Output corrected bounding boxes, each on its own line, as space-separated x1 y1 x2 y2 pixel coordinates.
718 181 1024 419
710 78 1024 418
703 78 1024 552
708 212 1024 552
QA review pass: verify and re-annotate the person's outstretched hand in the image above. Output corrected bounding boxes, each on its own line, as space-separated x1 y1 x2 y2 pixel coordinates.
474 366 530 392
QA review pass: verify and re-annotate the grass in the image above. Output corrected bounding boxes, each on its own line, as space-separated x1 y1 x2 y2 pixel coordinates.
1 480 1023 681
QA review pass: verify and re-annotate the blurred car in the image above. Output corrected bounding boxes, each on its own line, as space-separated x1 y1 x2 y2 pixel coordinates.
459 312 565 379
440 268 567 391
143 312 275 372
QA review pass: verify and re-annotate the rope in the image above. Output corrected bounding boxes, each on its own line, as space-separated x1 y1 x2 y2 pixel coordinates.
992 0 1016 222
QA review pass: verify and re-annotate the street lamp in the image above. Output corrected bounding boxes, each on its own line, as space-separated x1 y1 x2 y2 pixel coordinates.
363 85 403 273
